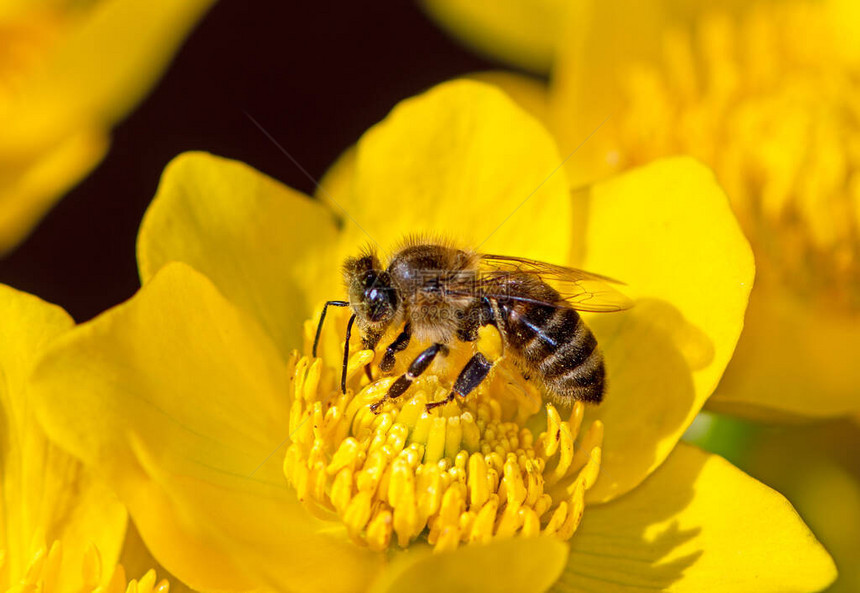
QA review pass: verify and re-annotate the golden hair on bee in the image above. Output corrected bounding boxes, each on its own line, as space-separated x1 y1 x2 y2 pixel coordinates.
316 237 632 413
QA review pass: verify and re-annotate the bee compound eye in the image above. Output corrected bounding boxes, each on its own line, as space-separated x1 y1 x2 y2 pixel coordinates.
365 287 393 322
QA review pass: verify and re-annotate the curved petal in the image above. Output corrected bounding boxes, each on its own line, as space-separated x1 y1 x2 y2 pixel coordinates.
0 130 108 254
28 263 380 593
1 0 215 148
825 0 860 62
550 0 657 187
0 285 73 394
558 443 836 593
711 270 860 418
467 71 552 131
0 0 215 255
331 79 573 265
420 0 567 73
0 285 126 593
732 418 860 591
138 152 342 359
550 0 731 186
371 537 568 593
551 0 860 421
577 157 753 502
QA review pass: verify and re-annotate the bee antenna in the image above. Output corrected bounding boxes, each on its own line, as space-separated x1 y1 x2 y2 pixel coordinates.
342 313 357 393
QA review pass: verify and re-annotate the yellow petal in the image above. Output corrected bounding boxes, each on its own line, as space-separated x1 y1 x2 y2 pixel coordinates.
550 0 651 186
0 129 108 254
138 152 341 359
734 419 860 591
467 71 552 131
0 285 72 394
560 443 836 593
551 0 716 186
29 263 379 593
0 0 215 255
711 270 860 418
2 0 215 148
0 285 126 593
371 537 568 593
420 0 567 73
823 0 860 62
578 157 753 502
331 79 573 265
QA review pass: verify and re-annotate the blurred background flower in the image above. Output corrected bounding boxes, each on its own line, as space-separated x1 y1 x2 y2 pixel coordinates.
425 0 860 420
420 0 564 73
0 0 214 256
0 0 856 591
421 0 860 589
26 81 835 593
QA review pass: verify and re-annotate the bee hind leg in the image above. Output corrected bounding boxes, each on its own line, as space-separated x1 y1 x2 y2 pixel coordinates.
426 352 494 411
370 342 448 413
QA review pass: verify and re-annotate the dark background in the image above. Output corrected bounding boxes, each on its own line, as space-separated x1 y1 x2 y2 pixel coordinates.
0 1 506 321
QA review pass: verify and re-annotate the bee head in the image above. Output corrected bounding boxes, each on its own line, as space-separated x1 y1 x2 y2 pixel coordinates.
344 252 400 330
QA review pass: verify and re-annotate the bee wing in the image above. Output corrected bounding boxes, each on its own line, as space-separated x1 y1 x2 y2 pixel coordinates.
475 254 634 313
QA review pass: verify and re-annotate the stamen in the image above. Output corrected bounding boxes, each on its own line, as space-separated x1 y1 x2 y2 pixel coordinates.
610 3 860 311
2 541 169 593
284 311 604 552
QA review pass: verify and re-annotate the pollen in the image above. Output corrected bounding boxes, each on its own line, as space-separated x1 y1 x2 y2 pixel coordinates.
609 3 860 311
284 315 603 552
1 540 169 593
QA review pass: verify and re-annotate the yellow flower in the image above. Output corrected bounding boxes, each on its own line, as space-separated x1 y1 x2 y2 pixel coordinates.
553 0 860 420
420 0 565 73
425 0 860 418
25 80 834 592
0 283 171 593
693 413 860 593
0 0 214 255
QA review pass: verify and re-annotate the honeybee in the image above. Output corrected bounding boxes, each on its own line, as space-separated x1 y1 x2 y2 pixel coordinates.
313 238 632 412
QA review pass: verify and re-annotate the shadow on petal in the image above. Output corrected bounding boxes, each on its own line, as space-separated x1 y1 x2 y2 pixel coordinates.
584 298 714 503
563 522 702 591
561 444 836 592
571 157 752 503
562 448 706 591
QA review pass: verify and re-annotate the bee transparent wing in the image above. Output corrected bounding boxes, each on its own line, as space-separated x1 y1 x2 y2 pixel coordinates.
475 254 634 313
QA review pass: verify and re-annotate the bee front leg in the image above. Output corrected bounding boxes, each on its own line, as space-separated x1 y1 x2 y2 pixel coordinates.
425 352 495 411
312 300 349 357
365 323 411 382
379 323 412 372
370 342 447 413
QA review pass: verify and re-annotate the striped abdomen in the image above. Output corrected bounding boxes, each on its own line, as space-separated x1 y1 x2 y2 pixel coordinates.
500 300 605 404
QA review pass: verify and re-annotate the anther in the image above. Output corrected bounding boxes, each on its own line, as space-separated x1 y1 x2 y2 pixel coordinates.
287 311 605 551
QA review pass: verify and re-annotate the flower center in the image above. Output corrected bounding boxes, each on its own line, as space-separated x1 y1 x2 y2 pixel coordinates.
283 312 603 552
610 3 860 311
1 540 169 593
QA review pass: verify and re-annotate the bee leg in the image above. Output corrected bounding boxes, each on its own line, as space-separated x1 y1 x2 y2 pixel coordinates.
370 342 448 413
379 323 412 373
426 352 494 411
362 330 390 382
312 300 349 357
339 313 357 394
